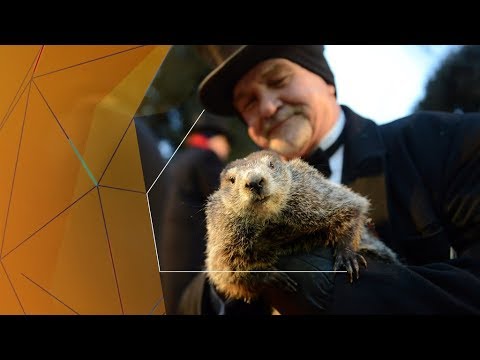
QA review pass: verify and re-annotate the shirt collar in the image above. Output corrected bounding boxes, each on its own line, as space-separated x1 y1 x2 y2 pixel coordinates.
319 108 345 151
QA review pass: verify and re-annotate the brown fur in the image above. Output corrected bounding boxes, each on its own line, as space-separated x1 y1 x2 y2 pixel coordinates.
205 150 398 302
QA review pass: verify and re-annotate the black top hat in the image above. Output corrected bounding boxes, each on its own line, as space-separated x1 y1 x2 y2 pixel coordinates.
198 45 335 117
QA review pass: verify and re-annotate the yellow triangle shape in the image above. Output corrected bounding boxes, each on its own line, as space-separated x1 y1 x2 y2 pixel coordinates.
151 298 166 315
34 45 142 77
100 121 146 193
0 264 24 314
99 186 161 314
34 45 170 183
0 88 29 243
3 189 123 314
0 46 41 129
2 84 95 257
1 270 77 315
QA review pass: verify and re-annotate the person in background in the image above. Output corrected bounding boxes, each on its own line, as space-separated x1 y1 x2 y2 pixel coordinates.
157 112 232 314
178 45 480 315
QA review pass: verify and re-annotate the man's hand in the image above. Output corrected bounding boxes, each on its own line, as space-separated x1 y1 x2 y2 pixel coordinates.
262 246 337 314
180 246 339 315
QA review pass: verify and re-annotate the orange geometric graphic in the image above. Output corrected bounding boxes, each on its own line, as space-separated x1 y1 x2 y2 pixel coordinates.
33 45 142 77
0 46 41 132
0 263 24 314
34 46 168 184
3 189 122 315
2 84 95 255
100 120 146 193
0 45 169 314
0 87 29 244
99 186 161 314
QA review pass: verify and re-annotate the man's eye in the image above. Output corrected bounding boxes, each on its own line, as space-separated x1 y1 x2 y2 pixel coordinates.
269 76 287 87
242 98 256 112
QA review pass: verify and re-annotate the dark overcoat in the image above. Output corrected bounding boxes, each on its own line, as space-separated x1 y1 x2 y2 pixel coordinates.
178 106 480 314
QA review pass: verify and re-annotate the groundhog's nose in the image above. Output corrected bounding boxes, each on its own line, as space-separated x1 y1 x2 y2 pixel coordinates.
245 177 265 195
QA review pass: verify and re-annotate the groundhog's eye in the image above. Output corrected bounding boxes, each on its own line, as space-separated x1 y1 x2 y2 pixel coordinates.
228 176 235 184
269 161 275 169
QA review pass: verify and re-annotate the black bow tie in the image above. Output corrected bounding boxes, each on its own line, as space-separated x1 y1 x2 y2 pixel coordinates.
304 127 345 178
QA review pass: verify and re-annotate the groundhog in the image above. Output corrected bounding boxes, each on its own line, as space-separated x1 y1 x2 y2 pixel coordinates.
205 150 399 302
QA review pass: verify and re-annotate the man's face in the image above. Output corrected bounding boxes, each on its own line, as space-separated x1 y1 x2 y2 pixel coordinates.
233 58 338 159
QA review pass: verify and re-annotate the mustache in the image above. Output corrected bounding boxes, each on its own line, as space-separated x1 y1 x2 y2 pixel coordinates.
269 105 305 123
264 105 306 135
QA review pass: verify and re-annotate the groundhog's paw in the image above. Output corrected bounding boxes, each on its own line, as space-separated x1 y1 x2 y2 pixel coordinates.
269 267 298 293
333 248 367 283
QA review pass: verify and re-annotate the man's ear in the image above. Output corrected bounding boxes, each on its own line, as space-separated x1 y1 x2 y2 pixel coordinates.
328 84 336 96
247 126 261 144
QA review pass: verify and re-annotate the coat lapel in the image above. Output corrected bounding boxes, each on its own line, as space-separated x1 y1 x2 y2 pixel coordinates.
340 106 391 240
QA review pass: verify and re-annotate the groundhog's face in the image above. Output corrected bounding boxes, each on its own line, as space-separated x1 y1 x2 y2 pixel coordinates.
216 150 292 221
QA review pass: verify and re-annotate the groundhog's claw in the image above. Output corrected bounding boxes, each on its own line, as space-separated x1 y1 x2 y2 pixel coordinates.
270 268 298 293
359 254 368 269
333 248 367 283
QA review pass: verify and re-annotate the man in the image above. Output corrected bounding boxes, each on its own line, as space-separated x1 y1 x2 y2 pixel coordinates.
178 45 480 314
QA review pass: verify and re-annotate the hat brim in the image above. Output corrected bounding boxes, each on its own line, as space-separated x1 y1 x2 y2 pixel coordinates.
198 45 332 117
199 45 281 117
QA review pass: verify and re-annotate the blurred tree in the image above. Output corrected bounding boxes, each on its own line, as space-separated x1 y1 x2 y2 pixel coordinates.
136 45 256 162
415 45 480 113
193 45 242 67
138 45 212 116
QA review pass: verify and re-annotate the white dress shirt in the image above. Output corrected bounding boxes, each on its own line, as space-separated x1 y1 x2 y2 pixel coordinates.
317 109 345 184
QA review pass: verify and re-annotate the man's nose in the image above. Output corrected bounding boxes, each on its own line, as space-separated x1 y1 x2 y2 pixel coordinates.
258 93 280 119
